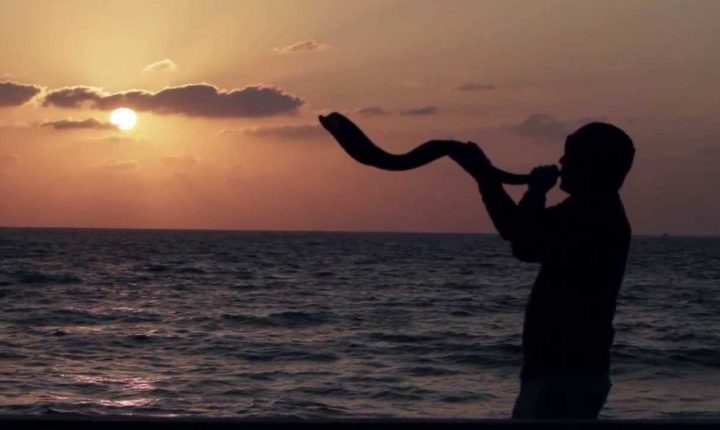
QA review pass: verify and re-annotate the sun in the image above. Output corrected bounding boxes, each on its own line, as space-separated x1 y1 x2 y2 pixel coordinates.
110 108 137 131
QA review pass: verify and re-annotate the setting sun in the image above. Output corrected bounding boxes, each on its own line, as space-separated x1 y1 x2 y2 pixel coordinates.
110 108 137 131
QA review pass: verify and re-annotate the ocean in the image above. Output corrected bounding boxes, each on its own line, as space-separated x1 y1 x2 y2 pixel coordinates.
0 228 718 419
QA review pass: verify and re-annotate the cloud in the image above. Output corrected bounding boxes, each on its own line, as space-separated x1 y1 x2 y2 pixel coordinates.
42 83 304 118
41 118 116 130
42 86 104 108
0 155 19 168
399 106 438 116
508 113 569 141
103 159 139 171
162 154 198 169
356 106 390 117
274 40 330 54
507 113 608 141
0 119 32 129
83 136 141 145
692 145 720 169
0 81 42 107
457 83 496 92
243 124 325 139
142 59 178 73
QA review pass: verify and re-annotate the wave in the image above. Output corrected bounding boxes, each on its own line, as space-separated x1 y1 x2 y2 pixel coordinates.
235 349 339 363
221 311 334 328
613 344 720 368
11 270 82 285
398 365 462 376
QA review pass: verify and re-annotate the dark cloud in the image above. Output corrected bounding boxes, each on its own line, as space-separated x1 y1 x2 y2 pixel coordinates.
42 83 304 118
696 145 720 157
356 106 390 117
457 83 496 92
103 160 139 171
142 59 178 73
508 113 608 141
162 154 198 169
0 81 42 107
399 106 438 116
692 145 720 167
274 40 329 54
42 86 104 108
243 124 325 139
42 118 116 131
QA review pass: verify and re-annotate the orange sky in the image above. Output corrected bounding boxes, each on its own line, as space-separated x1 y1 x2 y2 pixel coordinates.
0 0 719 234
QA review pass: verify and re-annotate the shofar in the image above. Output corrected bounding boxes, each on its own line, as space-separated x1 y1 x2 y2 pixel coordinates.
318 112 528 185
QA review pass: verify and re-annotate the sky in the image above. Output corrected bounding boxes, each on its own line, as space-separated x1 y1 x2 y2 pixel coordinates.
0 0 718 235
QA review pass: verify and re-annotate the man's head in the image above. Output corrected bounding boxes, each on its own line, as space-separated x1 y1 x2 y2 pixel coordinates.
559 122 635 195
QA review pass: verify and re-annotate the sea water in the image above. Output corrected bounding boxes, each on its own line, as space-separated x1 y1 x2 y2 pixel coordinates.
0 228 718 418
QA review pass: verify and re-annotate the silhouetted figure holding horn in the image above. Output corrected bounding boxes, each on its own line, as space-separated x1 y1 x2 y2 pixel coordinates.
451 124 634 419
319 113 635 419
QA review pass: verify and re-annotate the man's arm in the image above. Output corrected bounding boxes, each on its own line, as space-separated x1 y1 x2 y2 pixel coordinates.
450 143 558 262
505 186 550 262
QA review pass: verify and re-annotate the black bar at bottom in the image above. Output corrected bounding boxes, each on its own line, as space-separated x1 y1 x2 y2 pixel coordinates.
1 416 719 430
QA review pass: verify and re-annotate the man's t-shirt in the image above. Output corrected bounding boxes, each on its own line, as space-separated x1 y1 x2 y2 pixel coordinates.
510 192 631 379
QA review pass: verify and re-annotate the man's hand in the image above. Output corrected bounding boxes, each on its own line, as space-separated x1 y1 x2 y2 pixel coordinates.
448 141 494 181
527 165 559 195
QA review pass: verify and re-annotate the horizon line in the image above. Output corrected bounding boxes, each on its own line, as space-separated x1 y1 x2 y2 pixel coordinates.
0 224 716 238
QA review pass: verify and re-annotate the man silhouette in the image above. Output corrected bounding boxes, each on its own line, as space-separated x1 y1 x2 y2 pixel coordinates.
450 123 634 419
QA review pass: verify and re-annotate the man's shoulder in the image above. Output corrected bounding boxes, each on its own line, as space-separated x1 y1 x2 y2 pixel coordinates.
545 194 630 236
544 197 573 218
